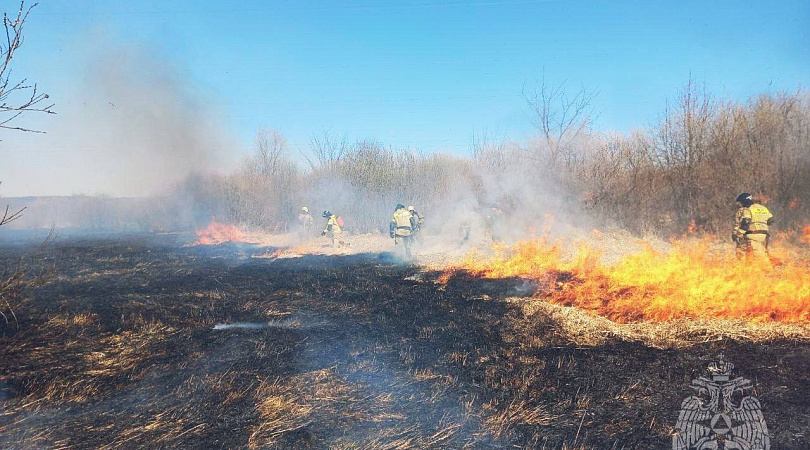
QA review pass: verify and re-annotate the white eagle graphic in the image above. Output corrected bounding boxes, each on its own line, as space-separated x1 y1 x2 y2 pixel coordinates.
672 359 770 450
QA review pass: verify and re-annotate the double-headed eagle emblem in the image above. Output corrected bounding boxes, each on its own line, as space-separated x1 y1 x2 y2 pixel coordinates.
673 358 770 449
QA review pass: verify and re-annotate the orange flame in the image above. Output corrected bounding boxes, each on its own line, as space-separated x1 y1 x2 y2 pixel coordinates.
193 219 246 245
443 237 810 323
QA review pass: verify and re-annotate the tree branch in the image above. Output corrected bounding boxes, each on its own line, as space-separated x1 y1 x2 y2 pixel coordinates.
0 2 53 134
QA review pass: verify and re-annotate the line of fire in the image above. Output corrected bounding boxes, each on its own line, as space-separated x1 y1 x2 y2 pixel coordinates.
2 2 809 449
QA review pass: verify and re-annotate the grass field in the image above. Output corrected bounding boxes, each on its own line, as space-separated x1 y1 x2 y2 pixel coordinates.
1 232 808 448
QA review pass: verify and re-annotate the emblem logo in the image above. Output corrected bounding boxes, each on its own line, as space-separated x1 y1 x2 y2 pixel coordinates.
673 357 770 449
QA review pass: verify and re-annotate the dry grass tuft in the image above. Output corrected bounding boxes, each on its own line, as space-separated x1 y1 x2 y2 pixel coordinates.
248 368 364 448
46 312 99 328
515 298 810 349
482 399 561 439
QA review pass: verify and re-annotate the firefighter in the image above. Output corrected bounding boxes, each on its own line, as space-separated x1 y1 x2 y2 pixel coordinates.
407 205 424 246
732 193 773 260
390 204 416 258
298 206 313 238
321 210 348 247
485 205 505 242
459 221 471 245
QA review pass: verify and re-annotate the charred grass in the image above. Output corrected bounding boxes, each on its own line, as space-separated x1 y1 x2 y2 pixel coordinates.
0 234 808 448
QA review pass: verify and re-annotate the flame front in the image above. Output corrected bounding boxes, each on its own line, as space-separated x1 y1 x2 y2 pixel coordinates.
444 237 810 323
193 219 246 245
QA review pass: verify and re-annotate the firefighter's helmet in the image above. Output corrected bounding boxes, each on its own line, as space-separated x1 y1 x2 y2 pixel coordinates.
301 206 309 213
395 203 405 211
322 210 331 218
407 205 415 212
736 193 753 206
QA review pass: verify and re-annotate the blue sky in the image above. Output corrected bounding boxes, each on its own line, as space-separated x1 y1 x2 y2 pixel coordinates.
2 0 808 195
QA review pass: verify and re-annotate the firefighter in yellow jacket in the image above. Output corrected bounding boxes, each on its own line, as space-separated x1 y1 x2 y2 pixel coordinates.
390 204 416 258
733 193 773 259
321 210 348 247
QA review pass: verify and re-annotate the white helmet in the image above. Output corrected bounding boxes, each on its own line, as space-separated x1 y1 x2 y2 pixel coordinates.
301 206 309 213
407 205 415 212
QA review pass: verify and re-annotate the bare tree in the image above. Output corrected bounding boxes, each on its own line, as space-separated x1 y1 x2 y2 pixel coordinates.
232 128 303 231
0 1 54 133
306 128 348 170
1 2 52 230
0 3 54 331
252 128 288 178
653 77 714 228
523 75 597 165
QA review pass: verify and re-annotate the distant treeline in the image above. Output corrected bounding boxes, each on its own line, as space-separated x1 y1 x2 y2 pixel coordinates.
5 84 809 238
570 85 810 236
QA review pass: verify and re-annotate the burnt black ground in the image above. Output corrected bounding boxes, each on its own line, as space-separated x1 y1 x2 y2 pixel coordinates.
0 232 808 449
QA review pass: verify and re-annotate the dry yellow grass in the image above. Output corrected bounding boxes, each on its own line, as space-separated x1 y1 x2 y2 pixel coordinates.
248 368 364 449
4 234 809 448
46 312 98 328
513 298 810 349
481 399 561 439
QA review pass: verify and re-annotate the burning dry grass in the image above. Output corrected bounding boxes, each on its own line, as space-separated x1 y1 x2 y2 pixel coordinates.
2 235 809 448
192 218 246 245
442 236 810 324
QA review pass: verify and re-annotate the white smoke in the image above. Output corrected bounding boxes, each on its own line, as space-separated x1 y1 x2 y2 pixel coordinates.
1 38 236 198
